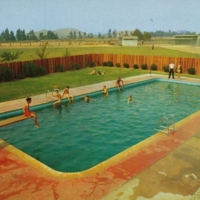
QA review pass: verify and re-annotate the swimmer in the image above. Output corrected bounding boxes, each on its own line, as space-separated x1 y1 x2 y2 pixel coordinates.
53 89 62 107
62 86 74 103
128 95 133 103
116 77 124 91
82 95 91 102
23 97 39 128
102 85 108 96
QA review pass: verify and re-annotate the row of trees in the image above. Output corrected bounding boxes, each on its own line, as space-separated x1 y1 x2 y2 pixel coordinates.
0 28 197 42
0 28 58 42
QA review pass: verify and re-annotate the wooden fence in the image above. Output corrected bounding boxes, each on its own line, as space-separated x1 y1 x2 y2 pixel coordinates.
1 54 200 79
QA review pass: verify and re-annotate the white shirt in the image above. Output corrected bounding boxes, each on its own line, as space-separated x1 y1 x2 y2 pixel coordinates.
169 63 174 69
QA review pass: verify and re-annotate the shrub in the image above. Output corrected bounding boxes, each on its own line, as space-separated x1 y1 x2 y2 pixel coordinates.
17 73 25 79
74 64 80 70
141 64 148 70
38 66 46 75
23 62 38 77
162 65 169 72
115 63 121 68
107 61 113 67
133 64 139 69
150 64 157 70
89 61 95 67
0 66 13 82
57 64 64 72
123 63 129 68
103 61 107 66
187 67 195 75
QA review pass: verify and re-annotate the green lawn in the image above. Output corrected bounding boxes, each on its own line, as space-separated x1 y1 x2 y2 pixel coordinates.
1 66 200 103
0 67 149 102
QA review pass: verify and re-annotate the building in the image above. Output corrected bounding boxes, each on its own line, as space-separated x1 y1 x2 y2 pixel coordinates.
174 35 199 45
121 36 138 46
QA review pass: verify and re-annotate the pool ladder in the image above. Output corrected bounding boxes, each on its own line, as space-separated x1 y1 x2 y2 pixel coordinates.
154 114 175 135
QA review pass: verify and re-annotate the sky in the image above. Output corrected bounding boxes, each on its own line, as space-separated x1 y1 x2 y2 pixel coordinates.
0 0 200 34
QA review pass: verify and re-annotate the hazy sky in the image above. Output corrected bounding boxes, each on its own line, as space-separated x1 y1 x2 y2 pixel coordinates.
1 0 200 34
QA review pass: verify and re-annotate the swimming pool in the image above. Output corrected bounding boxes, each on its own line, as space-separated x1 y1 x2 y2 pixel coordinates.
1 78 200 172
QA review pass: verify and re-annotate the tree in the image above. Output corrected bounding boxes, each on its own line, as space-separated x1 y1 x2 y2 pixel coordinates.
27 30 37 40
16 29 26 40
132 29 143 40
10 31 16 41
46 31 58 39
0 51 23 62
73 31 76 39
143 32 151 41
108 29 112 38
83 32 86 38
112 29 117 38
39 32 45 40
35 42 49 59
69 31 73 39
124 30 129 36
78 31 82 39
98 32 102 38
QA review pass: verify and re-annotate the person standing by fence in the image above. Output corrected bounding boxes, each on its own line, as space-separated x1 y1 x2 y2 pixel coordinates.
168 61 175 79
177 62 181 79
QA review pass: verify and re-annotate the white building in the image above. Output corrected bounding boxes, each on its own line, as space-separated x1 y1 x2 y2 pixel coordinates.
121 36 138 46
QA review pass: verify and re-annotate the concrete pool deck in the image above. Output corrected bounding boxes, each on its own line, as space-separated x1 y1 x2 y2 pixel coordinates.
1 74 200 200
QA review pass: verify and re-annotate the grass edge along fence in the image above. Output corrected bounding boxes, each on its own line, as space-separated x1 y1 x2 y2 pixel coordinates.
0 54 200 81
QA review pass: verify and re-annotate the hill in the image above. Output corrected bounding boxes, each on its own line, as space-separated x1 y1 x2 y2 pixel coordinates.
35 28 86 39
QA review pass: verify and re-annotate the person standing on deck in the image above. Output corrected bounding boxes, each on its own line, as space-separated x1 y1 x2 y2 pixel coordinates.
168 61 175 79
116 77 124 91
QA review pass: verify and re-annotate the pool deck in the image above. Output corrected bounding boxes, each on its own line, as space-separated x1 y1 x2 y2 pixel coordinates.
1 74 200 200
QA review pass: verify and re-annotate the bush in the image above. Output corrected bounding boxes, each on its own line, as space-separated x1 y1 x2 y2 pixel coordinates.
133 64 139 69
38 66 46 75
162 65 169 72
17 73 25 79
23 62 38 77
187 67 195 75
89 61 95 67
103 61 107 66
74 64 80 70
123 63 129 68
57 64 64 72
0 66 13 82
150 64 157 71
115 63 121 68
141 64 148 70
107 61 113 67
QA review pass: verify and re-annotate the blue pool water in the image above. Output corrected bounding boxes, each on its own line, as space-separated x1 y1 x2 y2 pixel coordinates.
1 79 200 172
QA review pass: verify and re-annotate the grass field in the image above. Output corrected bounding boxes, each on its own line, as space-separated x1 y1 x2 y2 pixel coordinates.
1 45 200 63
0 67 149 102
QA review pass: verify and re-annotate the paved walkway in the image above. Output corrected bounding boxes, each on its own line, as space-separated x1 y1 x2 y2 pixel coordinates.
1 74 200 200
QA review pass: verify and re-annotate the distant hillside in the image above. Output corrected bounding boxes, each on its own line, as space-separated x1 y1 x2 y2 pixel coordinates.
35 28 86 39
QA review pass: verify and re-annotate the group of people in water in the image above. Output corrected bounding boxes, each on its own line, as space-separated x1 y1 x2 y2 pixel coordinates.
23 77 132 128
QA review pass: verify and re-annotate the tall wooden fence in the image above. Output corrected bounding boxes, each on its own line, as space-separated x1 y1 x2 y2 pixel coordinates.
1 54 200 79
